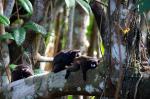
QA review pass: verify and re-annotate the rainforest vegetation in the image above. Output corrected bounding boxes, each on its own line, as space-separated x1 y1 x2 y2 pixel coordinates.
0 0 150 99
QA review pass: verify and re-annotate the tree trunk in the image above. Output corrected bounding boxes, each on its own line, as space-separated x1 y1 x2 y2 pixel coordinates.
0 0 11 86
54 12 62 55
87 20 98 56
90 0 150 98
66 6 75 50
73 5 89 54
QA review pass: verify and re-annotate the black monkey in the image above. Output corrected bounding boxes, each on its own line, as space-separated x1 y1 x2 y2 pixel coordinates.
11 52 34 82
52 50 80 73
12 65 33 81
65 56 100 81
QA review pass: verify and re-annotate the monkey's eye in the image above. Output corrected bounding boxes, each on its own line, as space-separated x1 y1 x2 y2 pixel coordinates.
91 63 96 68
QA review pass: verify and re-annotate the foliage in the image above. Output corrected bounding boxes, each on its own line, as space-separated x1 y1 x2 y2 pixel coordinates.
65 0 75 8
11 21 47 46
90 96 95 99
18 0 33 15
86 15 94 38
0 0 34 46
64 0 91 14
23 21 47 36
76 0 91 14
137 0 150 13
67 95 73 99
0 32 14 41
0 21 46 46
13 27 26 46
100 41 105 56
9 64 17 71
0 14 10 26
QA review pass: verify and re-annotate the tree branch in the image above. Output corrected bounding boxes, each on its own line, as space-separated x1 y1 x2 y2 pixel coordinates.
90 0 108 47
0 0 11 85
0 69 103 99
4 0 15 19
36 53 53 62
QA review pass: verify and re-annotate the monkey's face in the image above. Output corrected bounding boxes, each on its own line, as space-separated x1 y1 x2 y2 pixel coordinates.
89 59 100 69
90 61 97 68
12 65 33 81
90 62 97 68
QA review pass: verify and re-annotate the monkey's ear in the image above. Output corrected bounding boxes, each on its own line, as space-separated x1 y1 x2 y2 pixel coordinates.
76 50 80 52
97 59 101 64
69 49 80 52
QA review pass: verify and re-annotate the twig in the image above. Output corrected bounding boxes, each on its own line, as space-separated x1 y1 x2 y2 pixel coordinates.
36 53 53 62
15 0 20 20
37 56 53 62
10 7 21 18
143 13 150 37
95 0 108 7
4 65 11 83
134 74 142 99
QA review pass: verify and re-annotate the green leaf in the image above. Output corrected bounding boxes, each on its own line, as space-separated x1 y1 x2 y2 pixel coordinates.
23 21 47 36
0 14 10 26
100 42 105 56
65 0 75 7
137 0 150 13
9 64 17 71
68 95 73 99
0 32 14 41
13 27 26 46
90 96 95 99
18 0 33 15
76 0 91 14
86 15 94 37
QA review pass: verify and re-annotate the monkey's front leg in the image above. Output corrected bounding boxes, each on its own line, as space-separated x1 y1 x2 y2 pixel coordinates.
65 64 80 79
82 70 87 81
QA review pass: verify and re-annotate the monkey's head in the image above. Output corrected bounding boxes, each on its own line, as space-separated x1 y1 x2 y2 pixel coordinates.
65 56 100 81
88 58 100 69
12 65 33 82
68 50 80 59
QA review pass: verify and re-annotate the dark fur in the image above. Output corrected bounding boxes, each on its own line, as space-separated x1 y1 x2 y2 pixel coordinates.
12 65 33 81
65 56 100 81
52 50 80 73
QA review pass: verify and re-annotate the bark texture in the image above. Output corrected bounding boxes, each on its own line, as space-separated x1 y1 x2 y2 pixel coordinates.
0 67 104 99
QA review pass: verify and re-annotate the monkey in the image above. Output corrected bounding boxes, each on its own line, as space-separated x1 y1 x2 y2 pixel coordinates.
52 50 80 73
12 64 33 81
65 56 100 81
